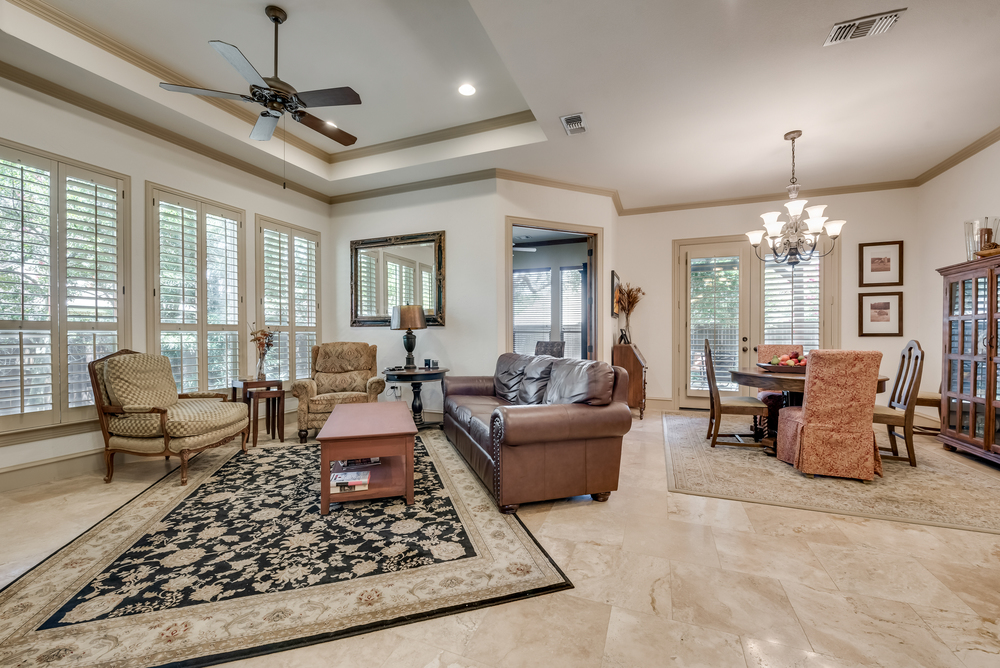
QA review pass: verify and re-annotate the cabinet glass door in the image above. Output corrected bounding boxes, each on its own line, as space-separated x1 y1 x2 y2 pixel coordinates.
943 272 989 447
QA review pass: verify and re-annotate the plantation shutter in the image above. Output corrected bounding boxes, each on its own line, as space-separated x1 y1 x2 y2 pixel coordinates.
358 250 378 316
385 254 416 312
204 208 241 389
156 192 201 393
512 268 551 354
257 218 319 382
420 264 434 313
0 149 55 428
560 266 584 359
763 254 821 352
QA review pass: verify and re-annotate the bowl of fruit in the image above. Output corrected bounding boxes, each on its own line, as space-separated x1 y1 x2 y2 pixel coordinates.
757 352 808 373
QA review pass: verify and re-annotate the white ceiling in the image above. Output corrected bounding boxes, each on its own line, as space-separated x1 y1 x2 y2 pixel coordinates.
2 0 1000 207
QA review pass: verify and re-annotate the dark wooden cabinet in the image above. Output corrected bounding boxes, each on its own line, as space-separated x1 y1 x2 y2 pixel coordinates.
612 343 647 419
937 257 1000 464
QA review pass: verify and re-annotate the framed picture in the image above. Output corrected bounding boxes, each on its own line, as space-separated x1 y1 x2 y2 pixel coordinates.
859 292 903 337
859 240 903 287
611 270 621 318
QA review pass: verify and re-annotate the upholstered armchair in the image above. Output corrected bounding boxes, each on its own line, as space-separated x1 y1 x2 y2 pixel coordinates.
89 349 249 485
777 349 883 481
291 342 386 442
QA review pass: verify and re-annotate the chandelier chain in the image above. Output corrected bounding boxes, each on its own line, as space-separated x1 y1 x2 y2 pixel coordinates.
789 137 797 186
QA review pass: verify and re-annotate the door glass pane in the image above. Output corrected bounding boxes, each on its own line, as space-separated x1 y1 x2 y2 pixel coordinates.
976 362 987 399
975 405 985 439
961 400 971 434
977 277 988 314
689 256 740 391
950 360 959 393
948 398 958 430
964 280 974 314
951 282 961 315
977 320 988 357
995 408 1000 444
962 361 972 395
964 321 973 355
950 321 960 354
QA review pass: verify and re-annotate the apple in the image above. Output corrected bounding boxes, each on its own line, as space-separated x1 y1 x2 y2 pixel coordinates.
779 354 790 362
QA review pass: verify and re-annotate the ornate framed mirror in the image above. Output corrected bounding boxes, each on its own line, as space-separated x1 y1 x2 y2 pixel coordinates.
350 231 445 326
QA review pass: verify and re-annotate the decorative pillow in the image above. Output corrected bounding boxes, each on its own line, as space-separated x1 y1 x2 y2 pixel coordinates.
314 342 376 374
543 358 614 406
315 370 372 395
104 354 178 409
493 353 531 403
517 355 556 405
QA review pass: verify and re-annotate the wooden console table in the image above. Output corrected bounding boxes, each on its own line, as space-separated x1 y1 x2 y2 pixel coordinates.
612 344 647 419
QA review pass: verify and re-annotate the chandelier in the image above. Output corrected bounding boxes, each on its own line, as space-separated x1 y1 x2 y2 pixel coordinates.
746 130 845 266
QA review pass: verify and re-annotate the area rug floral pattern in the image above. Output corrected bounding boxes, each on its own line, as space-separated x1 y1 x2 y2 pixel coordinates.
664 412 1000 533
0 430 569 667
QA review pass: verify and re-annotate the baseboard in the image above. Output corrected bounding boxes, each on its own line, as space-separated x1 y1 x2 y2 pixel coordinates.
0 448 152 493
645 397 675 412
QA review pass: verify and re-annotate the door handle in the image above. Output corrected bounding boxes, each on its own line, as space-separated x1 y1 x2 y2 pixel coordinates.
742 347 748 352
752 346 758 352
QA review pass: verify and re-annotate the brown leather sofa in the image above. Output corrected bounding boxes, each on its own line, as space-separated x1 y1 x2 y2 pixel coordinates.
444 353 632 513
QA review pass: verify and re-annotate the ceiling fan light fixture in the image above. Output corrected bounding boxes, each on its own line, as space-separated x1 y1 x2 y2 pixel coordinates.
458 84 476 96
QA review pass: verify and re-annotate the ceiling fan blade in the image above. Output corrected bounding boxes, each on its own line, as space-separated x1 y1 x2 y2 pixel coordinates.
293 111 358 146
159 82 251 101
250 111 281 141
209 40 268 89
295 86 362 108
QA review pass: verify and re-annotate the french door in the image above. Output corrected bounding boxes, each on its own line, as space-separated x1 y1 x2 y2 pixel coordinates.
677 241 758 409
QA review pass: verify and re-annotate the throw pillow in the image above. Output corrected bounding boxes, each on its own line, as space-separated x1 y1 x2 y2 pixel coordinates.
104 353 179 409
517 355 556 405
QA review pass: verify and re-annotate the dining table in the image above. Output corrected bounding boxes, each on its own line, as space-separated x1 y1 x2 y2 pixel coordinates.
727 366 890 453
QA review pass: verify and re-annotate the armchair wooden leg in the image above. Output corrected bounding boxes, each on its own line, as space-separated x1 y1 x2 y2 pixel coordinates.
180 451 189 486
240 427 248 453
104 450 115 483
299 429 309 444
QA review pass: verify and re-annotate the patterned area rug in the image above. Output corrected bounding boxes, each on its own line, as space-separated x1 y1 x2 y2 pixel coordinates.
0 430 569 667
665 412 1000 533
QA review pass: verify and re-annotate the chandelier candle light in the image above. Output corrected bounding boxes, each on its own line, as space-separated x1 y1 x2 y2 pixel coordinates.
746 131 845 266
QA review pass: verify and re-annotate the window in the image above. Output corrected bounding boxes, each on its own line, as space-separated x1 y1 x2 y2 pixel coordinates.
385 254 416 311
688 255 741 391
763 254 821 352
0 144 128 429
256 216 319 382
357 250 378 316
512 268 551 354
560 266 584 359
150 187 244 393
419 263 434 313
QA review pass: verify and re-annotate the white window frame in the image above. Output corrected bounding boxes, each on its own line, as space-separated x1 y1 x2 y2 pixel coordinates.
0 139 130 431
146 183 246 392
384 252 417 312
255 215 321 384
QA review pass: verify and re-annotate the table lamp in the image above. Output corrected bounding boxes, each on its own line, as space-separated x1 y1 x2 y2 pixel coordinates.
390 304 427 370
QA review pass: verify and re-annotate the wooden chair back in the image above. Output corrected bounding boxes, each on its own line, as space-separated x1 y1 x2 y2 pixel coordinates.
535 340 566 357
704 339 722 413
887 340 924 419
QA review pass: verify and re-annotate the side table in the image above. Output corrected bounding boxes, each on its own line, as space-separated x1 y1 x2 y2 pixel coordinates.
232 379 283 446
383 367 449 430
247 388 285 447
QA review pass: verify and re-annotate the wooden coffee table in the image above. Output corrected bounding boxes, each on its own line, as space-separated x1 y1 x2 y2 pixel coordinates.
318 402 418 515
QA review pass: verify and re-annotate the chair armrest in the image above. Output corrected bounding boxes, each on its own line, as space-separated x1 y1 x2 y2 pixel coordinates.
102 405 168 414
367 376 386 397
445 376 495 397
179 392 229 400
492 402 632 446
291 379 317 400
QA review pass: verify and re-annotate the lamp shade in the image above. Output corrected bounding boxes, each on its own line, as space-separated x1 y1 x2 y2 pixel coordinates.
390 304 427 331
823 220 846 238
745 229 766 247
784 199 808 218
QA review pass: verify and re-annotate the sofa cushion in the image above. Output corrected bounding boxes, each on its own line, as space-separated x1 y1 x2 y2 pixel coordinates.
517 355 556 405
315 369 372 394
308 392 369 411
107 398 246 438
493 353 531 403
469 414 491 449
314 342 376 374
445 395 507 430
104 353 178 409
544 358 615 406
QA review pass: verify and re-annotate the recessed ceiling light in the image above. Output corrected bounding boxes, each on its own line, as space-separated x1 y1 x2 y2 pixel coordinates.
458 84 476 96
326 120 337 127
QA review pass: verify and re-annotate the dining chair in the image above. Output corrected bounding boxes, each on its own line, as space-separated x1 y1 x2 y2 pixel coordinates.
754 345 804 434
914 383 942 435
777 349 883 481
704 340 769 447
872 340 924 466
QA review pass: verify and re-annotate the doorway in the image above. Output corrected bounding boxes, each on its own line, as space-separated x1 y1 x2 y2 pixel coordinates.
506 218 600 360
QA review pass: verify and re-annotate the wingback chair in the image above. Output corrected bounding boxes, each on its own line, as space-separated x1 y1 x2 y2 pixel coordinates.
89 349 249 485
291 342 386 442
777 349 883 481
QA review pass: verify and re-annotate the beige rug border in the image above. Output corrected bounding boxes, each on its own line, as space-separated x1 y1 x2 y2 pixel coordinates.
661 412 1000 536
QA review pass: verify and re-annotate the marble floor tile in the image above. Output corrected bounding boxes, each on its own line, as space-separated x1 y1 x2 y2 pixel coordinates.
600 483 669 519
910 604 1000 668
712 529 838 589
811 544 976 613
514 500 553 533
463 592 611 668
743 504 852 546
535 499 628 547
621 516 721 568
923 525 1000 569
669 560 812 650
602 607 746 668
393 608 491 656
740 637 866 668
377 638 494 668
229 628 405 667
667 493 755 532
564 543 671 617
782 583 966 668
830 515 965 564
917 558 1000 618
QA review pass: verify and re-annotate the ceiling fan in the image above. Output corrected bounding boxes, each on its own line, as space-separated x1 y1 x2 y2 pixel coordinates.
159 5 360 146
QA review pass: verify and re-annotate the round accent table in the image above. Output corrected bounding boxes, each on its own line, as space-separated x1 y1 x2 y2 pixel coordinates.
383 367 449 430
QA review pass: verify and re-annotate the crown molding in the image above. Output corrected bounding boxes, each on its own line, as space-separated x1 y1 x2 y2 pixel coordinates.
0 59 331 203
329 169 498 204
494 168 624 211
913 123 1000 186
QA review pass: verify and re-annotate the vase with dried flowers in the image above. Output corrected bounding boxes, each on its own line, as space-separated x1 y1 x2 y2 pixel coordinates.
249 324 275 380
617 283 645 344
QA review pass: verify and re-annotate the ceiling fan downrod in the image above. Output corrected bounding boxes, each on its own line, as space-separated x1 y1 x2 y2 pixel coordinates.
265 5 286 79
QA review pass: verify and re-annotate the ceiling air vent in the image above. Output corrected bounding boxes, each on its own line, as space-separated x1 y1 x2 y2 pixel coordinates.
824 8 906 46
560 113 587 135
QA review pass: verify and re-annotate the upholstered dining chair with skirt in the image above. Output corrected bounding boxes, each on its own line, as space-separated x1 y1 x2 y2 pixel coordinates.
705 340 769 447
777 349 883 481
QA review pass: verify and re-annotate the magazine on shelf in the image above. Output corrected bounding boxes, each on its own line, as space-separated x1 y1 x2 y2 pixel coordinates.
331 471 371 487
330 484 368 493
337 457 381 469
